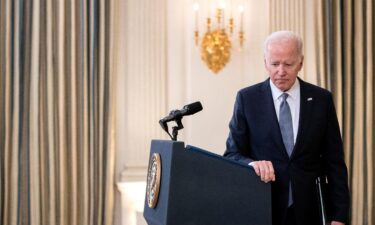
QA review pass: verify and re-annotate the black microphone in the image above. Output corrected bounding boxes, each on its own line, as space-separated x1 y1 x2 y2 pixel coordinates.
159 101 203 123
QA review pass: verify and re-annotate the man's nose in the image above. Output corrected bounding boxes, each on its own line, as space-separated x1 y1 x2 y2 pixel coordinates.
277 65 286 75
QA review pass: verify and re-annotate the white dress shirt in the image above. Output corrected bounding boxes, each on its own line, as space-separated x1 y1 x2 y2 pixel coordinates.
270 79 300 143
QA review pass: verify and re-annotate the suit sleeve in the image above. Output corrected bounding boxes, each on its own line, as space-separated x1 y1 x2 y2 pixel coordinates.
322 93 350 223
224 91 254 164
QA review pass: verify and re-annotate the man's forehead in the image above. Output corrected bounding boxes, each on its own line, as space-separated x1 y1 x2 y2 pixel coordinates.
266 54 300 62
265 47 302 61
267 44 298 54
267 58 298 64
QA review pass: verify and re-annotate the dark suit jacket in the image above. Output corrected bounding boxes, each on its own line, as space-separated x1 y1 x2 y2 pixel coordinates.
224 78 350 225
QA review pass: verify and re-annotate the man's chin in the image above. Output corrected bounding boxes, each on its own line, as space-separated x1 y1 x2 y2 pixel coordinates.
276 84 289 92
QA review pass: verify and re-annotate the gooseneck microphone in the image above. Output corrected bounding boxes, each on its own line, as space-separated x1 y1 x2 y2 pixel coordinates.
159 101 203 123
159 101 203 141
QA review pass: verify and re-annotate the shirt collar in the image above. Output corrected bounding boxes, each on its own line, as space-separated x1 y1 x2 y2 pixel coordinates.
270 78 300 101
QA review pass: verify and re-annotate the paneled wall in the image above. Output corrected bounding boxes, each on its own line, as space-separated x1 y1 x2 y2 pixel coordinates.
114 1 169 223
117 0 169 182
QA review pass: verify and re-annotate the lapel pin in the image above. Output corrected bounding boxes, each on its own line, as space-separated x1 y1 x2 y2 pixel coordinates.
307 97 313 101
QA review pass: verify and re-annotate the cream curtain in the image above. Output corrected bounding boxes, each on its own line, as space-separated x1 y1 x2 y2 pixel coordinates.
0 0 117 225
315 0 374 224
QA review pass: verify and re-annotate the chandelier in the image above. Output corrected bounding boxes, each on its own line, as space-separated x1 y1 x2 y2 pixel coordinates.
193 1 245 74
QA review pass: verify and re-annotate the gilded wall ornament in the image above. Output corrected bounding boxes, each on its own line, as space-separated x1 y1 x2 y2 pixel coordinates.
201 29 231 73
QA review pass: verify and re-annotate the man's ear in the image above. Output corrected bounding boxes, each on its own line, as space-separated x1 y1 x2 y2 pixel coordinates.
298 56 304 70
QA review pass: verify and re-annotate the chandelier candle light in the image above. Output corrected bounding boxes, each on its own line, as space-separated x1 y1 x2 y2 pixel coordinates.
194 1 245 73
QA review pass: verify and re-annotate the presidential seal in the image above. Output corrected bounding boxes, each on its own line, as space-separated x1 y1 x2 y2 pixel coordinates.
146 153 162 208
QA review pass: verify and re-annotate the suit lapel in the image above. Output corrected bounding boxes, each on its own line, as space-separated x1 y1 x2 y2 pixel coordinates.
260 79 290 159
290 79 313 159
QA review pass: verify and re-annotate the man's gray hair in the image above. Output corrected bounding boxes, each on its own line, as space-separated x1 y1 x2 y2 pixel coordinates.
263 31 303 57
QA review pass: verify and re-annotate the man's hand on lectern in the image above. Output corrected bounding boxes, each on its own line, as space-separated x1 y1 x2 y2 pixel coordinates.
249 160 276 183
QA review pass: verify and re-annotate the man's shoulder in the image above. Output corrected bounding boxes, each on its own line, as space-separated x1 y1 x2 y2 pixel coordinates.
238 80 268 96
300 79 332 97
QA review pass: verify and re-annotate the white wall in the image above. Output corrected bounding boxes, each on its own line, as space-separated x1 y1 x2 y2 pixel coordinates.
115 0 271 180
168 0 270 154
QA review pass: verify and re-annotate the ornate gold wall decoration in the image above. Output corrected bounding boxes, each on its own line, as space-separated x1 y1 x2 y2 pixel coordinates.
194 4 245 74
201 29 231 73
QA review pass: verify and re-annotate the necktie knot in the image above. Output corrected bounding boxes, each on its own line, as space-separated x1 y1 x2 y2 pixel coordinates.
281 93 289 102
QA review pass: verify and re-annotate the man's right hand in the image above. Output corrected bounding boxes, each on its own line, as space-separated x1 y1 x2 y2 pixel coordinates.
250 160 276 183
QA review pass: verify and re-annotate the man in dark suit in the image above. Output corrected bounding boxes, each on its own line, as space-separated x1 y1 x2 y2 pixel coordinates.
224 31 349 225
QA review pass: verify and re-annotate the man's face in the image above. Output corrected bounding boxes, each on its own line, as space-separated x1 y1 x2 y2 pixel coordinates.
264 40 303 92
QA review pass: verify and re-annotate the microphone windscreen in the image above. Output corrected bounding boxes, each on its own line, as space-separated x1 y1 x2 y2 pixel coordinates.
184 101 203 115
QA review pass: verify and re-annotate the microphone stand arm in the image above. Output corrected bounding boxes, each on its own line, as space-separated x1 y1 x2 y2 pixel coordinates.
171 118 184 141
159 116 184 141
